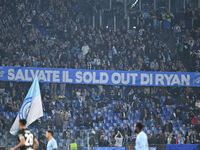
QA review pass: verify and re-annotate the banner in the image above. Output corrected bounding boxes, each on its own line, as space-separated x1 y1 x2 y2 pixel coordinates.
87 147 157 150
166 144 199 150
0 66 200 87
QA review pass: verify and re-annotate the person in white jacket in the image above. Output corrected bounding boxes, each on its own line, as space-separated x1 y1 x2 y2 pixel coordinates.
115 131 123 147
81 42 90 56
134 122 149 150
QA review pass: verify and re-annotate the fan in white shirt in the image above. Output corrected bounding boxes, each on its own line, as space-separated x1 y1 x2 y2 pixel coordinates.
134 122 149 150
115 131 123 147
82 42 90 56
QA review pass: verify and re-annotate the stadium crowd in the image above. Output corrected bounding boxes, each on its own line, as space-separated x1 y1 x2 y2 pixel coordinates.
0 0 199 72
0 0 200 148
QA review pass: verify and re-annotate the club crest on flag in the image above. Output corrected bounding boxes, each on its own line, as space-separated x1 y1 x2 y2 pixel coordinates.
19 97 32 119
10 76 43 135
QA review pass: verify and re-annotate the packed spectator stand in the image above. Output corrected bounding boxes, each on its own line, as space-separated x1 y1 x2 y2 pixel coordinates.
0 0 200 149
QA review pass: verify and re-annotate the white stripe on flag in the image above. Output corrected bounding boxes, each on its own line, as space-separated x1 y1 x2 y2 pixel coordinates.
10 76 43 135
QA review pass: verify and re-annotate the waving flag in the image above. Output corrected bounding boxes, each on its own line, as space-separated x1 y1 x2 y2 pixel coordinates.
10 76 43 135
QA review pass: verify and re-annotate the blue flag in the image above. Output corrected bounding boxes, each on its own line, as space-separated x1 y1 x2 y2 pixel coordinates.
10 76 43 135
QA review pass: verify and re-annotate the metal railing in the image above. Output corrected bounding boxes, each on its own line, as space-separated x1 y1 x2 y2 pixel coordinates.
2 130 200 150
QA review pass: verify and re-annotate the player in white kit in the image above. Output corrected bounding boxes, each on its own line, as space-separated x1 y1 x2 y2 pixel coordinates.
134 122 149 150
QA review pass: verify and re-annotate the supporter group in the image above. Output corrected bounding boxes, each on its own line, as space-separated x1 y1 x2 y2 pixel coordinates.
0 0 199 149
